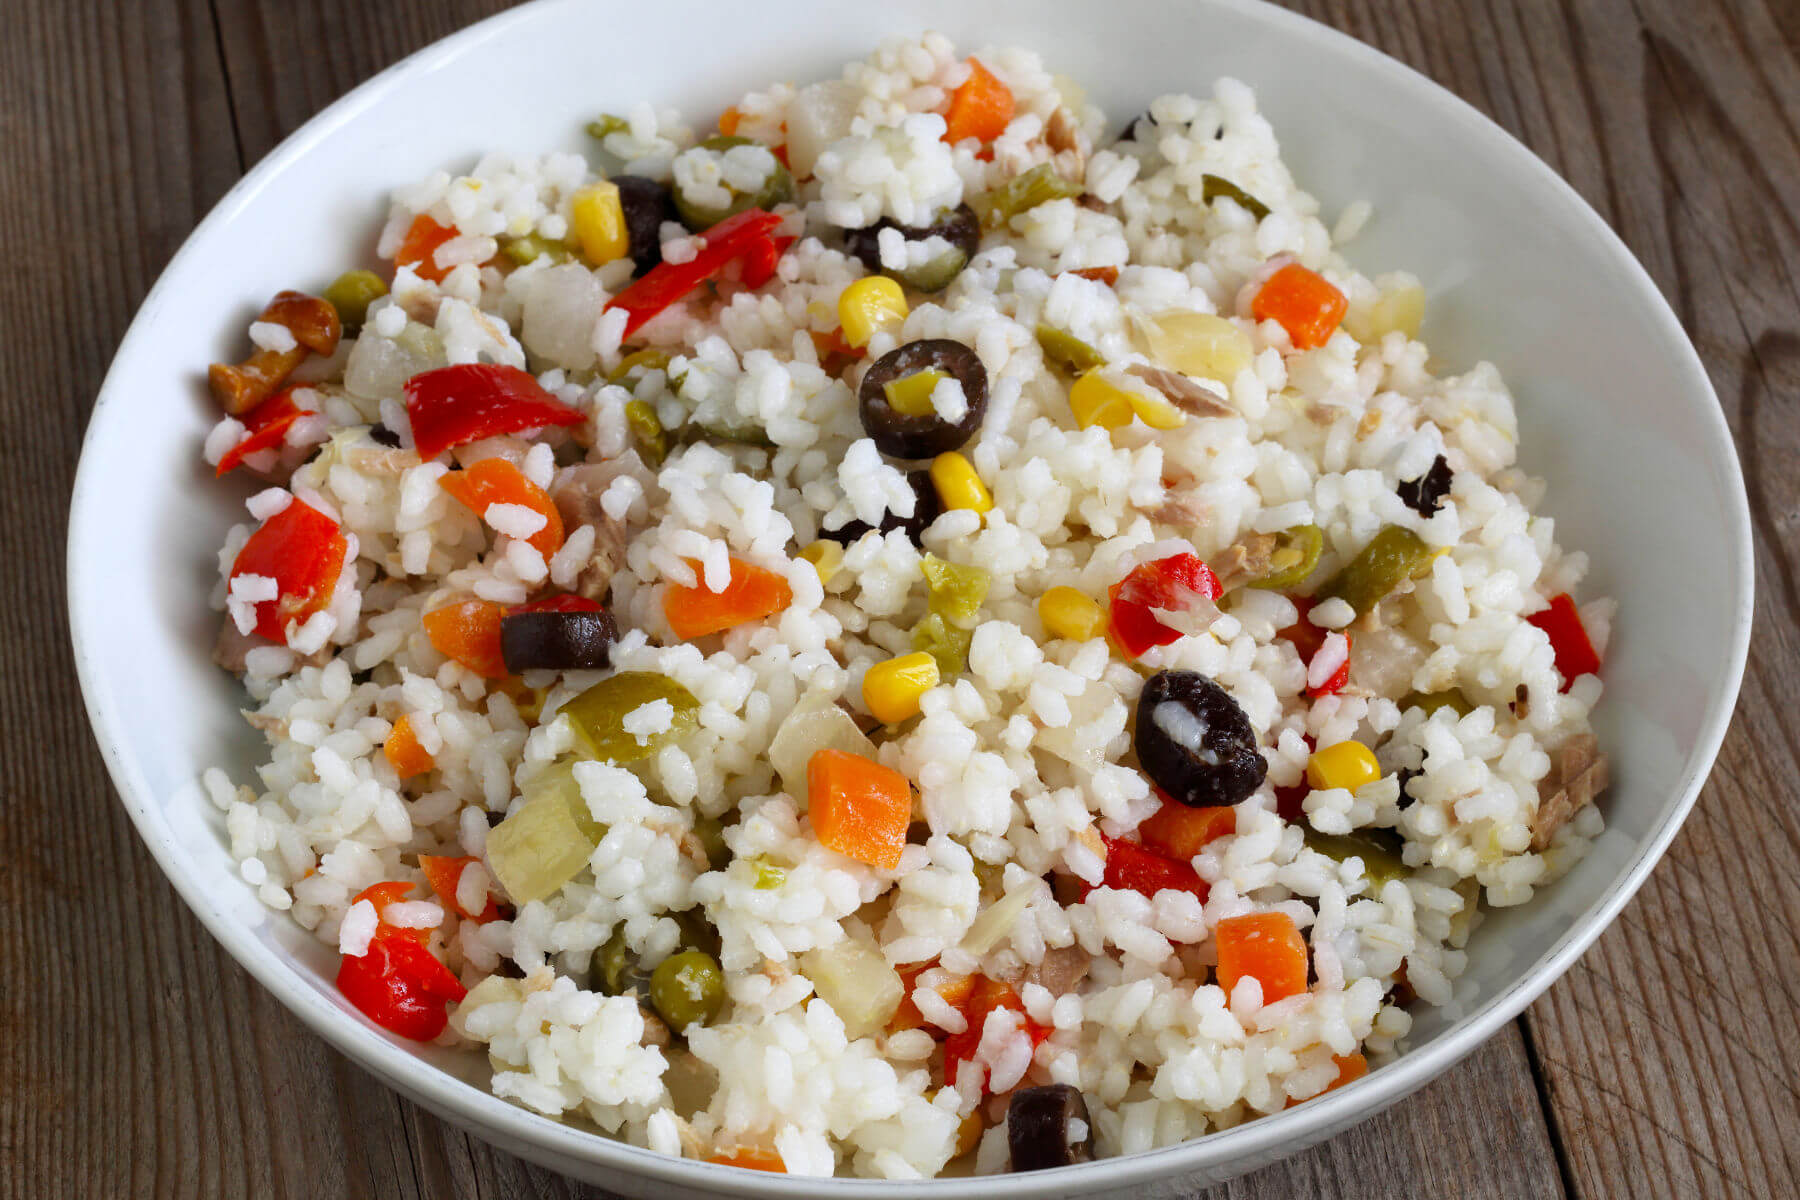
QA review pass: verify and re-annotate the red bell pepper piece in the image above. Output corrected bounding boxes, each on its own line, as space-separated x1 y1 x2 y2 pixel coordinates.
942 977 1051 1092
1107 552 1221 658
1088 834 1209 902
509 594 604 615
336 924 468 1041
403 364 585 461
395 214 460 284
229 499 349 644
605 208 785 337
216 388 304 476
1306 631 1352 699
1527 593 1601 691
1275 599 1350 697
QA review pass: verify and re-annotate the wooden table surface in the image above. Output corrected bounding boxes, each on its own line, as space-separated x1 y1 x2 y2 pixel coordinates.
3 1 1795 1196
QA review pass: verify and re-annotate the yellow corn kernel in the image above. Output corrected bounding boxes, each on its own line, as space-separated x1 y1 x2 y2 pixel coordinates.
570 181 629 266
1305 741 1382 793
1038 586 1104 641
838 276 908 348
799 539 843 585
1126 386 1187 430
862 651 940 725
883 367 944 417
1068 368 1136 430
929 452 993 514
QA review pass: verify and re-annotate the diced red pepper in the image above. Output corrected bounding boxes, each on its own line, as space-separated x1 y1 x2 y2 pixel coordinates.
1088 834 1209 902
395 214 460 284
1526 593 1601 692
942 977 1051 1092
509 594 604 615
1139 793 1237 861
228 499 349 644
1070 265 1120 286
1107 552 1221 659
1306 632 1352 699
216 388 304 476
1274 735 1317 823
605 208 785 338
336 923 467 1041
403 364 585 461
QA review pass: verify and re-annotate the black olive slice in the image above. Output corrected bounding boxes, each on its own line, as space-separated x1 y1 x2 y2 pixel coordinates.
611 175 676 277
843 203 981 292
499 609 619 674
1396 453 1452 516
1008 1084 1096 1172
819 469 941 546
857 339 988 459
1134 670 1268 808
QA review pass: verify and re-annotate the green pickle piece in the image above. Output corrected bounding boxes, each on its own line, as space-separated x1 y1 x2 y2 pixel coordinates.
890 244 969 293
1034 324 1106 373
920 555 990 625
586 114 629 140
672 136 795 231
322 269 388 334
609 347 674 384
1200 174 1271 220
1304 829 1410 889
973 163 1083 226
1402 688 1474 717
649 949 727 1031
1318 525 1436 616
625 400 667 467
912 611 975 676
561 672 700 764
486 762 605 905
1249 524 1325 591
750 857 787 890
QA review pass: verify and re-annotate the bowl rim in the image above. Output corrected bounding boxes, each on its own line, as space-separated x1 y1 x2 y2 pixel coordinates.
66 0 1754 1192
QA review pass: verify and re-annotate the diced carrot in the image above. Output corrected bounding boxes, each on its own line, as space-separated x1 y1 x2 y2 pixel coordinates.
888 964 976 1033
1250 263 1347 351
438 458 564 558
663 556 793 639
807 748 911 870
1215 911 1309 1004
707 1148 784 1172
942 58 1015 145
942 976 1051 1091
1070 265 1120 286
383 713 434 781
1287 1051 1368 1107
1139 796 1238 862
717 107 743 136
417 853 500 922
422 598 508 679
395 214 460 284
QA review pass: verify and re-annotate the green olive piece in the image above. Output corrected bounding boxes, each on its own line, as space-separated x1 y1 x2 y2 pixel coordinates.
890 243 970 293
972 163 1083 227
609 347 674 384
625 400 667 467
500 234 570 267
1249 524 1325 591
1317 525 1435 616
1304 829 1409 889
592 928 645 996
672 136 795 231
1200 174 1271 220
649 949 726 1031
560 672 700 764
322 269 388 334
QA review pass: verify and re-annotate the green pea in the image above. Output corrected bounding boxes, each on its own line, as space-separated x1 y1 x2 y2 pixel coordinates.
322 269 388 333
592 928 646 996
1249 524 1325 591
649 949 726 1031
1318 525 1436 616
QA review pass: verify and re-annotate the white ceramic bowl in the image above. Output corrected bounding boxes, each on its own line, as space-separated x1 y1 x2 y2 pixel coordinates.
68 0 1753 1194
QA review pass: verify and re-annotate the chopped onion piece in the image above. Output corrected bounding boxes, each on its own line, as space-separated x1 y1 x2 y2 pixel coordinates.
799 938 904 1041
960 882 1038 957
768 692 878 799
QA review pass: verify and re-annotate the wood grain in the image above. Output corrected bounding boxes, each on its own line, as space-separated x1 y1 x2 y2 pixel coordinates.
1 0 1793 1195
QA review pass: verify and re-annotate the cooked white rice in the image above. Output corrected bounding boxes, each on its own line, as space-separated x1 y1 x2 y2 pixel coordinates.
200 33 1611 1180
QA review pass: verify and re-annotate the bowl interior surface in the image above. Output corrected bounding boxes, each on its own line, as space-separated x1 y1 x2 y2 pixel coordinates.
68 0 1751 1195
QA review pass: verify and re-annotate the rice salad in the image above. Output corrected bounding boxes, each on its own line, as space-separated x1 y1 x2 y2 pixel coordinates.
198 34 1614 1179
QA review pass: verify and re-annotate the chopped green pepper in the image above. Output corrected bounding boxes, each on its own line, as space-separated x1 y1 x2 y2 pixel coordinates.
560 672 700 764
1034 324 1106 373
671 136 795 231
912 611 975 676
1248 524 1324 591
750 857 787 890
608 347 674 384
920 555 990 625
1318 525 1436 616
625 399 667 466
1200 174 1271 220
585 114 629 140
973 163 1083 226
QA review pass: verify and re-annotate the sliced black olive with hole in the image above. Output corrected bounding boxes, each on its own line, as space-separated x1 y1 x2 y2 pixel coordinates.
818 469 941 546
499 608 619 674
843 203 981 293
611 175 676 276
857 339 988 459
1134 669 1268 808
1396 453 1452 516
1008 1084 1096 1172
